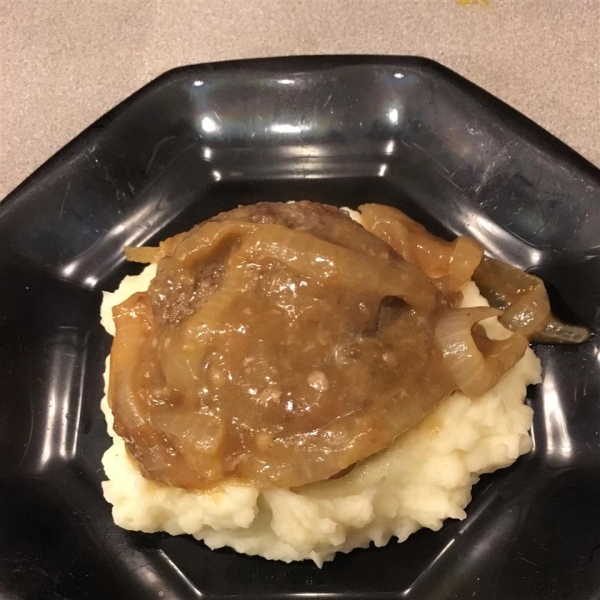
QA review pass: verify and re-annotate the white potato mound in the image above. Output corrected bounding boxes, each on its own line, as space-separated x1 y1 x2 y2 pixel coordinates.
101 259 541 567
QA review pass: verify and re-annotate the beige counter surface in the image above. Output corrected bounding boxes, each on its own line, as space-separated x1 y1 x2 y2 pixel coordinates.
1 0 599 198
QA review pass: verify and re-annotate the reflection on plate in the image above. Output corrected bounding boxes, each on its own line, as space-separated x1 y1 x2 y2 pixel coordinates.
0 56 599 600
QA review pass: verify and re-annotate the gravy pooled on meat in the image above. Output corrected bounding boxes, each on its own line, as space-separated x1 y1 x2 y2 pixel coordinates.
108 202 516 490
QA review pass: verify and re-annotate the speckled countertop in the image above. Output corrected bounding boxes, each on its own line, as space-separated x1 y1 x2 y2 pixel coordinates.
1 0 598 198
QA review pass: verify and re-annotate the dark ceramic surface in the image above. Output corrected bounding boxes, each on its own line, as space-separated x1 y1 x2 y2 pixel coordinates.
0 56 599 600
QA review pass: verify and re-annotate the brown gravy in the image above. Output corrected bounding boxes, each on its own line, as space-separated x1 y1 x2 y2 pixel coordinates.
109 202 457 489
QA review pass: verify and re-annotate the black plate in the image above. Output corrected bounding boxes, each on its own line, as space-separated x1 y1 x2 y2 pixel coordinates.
1 56 599 600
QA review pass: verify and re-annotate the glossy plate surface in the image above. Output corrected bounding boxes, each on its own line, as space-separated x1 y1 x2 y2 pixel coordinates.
1 56 599 600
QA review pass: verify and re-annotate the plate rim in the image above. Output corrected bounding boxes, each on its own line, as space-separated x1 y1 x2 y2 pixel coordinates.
2 54 599 207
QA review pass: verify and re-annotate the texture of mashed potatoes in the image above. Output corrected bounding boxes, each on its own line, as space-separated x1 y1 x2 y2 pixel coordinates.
101 258 542 567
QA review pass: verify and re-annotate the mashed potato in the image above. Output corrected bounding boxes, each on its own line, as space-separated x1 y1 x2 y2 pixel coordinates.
101 263 541 565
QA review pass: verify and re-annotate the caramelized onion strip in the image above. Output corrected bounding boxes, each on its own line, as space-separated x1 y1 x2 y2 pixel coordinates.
360 203 449 273
473 257 591 343
109 293 178 473
533 320 592 344
435 307 528 397
172 220 259 267
124 229 198 264
360 204 484 289
232 224 438 312
109 293 152 427
161 265 249 391
473 257 549 335
442 236 485 290
124 246 163 264
359 214 415 264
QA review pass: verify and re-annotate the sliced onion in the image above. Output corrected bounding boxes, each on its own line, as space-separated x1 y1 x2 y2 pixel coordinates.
435 307 528 397
360 203 449 275
472 257 592 344
125 227 200 264
359 203 484 290
172 220 259 267
501 286 550 337
233 223 438 312
151 411 224 455
109 294 154 439
161 264 248 391
360 209 415 263
532 320 592 344
443 236 485 290
473 257 549 334
124 246 163 263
